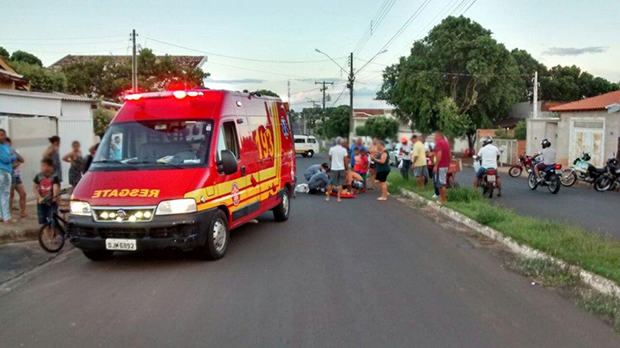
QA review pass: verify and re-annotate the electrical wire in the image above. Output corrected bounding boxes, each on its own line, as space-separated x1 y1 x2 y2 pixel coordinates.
147 37 343 64
353 0 398 55
0 35 127 42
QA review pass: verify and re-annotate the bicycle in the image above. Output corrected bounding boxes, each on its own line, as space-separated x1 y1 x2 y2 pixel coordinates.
38 191 71 253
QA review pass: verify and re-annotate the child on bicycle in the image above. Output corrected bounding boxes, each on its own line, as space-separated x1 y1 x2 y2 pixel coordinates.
34 158 60 226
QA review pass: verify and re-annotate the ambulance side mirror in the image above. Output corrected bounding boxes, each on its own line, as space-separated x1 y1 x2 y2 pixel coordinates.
218 150 238 175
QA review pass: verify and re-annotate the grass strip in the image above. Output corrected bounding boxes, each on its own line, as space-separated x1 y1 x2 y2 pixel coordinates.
388 175 620 285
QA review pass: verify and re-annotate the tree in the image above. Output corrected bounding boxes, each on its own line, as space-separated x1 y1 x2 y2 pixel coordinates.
93 108 116 137
514 120 526 140
10 50 43 66
538 65 618 101
253 89 280 98
436 97 474 141
378 16 521 149
511 48 547 102
0 47 9 59
10 60 67 92
63 48 209 101
357 117 400 140
322 105 350 138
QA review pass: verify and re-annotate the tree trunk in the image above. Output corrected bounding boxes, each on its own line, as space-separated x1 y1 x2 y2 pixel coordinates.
467 132 476 150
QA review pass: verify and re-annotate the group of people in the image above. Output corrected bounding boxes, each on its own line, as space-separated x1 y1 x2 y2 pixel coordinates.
0 130 97 225
304 136 392 202
396 130 453 204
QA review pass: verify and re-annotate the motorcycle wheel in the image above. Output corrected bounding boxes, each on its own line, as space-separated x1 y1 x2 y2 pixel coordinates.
508 166 522 178
594 175 613 192
528 173 538 190
548 175 561 194
560 170 577 187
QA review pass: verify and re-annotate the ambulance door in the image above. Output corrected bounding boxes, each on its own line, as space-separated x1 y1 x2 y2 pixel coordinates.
214 118 249 220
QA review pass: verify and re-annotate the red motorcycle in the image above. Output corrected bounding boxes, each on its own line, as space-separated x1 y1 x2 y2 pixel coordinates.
509 155 534 178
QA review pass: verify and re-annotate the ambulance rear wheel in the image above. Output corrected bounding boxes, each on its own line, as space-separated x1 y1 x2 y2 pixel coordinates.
201 210 229 260
273 190 290 222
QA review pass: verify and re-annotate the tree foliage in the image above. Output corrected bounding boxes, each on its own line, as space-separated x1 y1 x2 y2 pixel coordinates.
10 60 67 92
10 50 43 66
514 120 527 141
321 105 350 139
436 97 474 141
253 89 280 98
62 48 209 101
538 65 618 101
356 116 400 140
93 108 116 137
378 16 521 148
0 47 9 59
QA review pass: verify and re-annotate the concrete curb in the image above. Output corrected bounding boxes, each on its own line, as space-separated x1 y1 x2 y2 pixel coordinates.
398 187 620 299
0 227 39 246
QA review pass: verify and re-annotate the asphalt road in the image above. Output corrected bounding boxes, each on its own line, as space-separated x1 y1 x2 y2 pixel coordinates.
1 154 618 347
455 167 620 238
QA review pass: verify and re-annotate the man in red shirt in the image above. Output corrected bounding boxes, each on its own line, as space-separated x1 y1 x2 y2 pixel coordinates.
433 130 451 204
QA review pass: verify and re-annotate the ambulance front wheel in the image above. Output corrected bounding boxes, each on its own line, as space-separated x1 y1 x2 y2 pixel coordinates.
273 190 290 222
201 210 229 260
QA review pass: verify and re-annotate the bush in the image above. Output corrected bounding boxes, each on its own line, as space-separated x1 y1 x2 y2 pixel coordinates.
515 120 527 140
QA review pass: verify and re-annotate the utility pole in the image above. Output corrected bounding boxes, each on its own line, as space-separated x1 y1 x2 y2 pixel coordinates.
533 71 538 119
314 81 334 110
131 29 138 92
348 52 355 141
287 80 291 104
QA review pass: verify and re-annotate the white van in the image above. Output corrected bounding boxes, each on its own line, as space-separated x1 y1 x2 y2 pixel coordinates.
294 135 319 157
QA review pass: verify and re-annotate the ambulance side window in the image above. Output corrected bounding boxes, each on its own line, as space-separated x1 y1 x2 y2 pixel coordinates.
217 121 240 159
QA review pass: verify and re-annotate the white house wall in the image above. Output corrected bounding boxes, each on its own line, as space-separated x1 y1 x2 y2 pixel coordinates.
58 101 95 184
9 117 57 187
0 94 61 117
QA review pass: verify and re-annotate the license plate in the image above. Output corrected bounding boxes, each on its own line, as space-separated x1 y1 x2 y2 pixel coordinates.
105 238 137 251
487 175 496 182
555 170 562 174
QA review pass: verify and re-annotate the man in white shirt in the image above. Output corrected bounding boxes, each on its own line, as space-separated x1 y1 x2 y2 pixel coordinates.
326 137 349 202
474 136 502 196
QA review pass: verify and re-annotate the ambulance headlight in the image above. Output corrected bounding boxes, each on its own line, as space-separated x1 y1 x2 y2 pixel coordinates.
155 199 197 215
70 201 92 216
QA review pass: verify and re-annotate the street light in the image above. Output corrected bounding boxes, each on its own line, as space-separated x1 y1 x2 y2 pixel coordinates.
315 49 348 75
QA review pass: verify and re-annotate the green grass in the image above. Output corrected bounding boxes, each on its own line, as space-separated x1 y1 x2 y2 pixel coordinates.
388 175 620 285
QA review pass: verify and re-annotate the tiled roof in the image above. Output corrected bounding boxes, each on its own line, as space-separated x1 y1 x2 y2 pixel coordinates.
550 91 620 112
353 108 393 118
0 89 96 102
49 55 207 72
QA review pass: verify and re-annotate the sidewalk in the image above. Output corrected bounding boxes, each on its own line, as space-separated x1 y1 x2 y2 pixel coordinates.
0 202 40 245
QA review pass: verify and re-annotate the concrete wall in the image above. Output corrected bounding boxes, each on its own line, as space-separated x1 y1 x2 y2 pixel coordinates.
9 117 57 188
557 111 619 167
58 101 95 183
526 118 558 159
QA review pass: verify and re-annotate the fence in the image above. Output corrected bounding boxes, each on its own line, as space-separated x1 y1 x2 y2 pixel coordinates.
475 138 519 166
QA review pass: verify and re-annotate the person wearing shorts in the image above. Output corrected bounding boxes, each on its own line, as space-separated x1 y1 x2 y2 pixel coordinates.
371 141 391 201
34 158 60 226
326 137 349 202
433 130 451 204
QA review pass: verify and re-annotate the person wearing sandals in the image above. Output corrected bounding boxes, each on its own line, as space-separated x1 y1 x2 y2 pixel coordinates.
63 140 84 188
371 141 390 201
0 129 18 223
7 138 26 218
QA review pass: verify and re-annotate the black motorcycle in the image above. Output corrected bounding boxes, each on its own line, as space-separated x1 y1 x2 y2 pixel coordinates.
594 157 620 192
560 153 607 187
528 164 562 194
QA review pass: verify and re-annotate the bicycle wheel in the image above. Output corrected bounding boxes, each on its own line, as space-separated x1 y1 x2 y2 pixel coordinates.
38 223 65 253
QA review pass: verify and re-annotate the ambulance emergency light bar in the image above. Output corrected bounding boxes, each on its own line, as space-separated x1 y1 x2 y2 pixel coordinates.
124 90 205 101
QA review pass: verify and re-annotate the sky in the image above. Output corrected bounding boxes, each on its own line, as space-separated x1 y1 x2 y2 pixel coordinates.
2 0 619 110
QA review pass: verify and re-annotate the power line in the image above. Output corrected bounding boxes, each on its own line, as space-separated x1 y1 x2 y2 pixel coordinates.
353 0 398 55
0 35 127 42
0 39 129 46
331 85 348 106
461 0 478 15
147 37 343 64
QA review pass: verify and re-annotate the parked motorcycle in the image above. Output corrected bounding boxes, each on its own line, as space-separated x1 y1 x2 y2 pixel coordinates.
473 155 498 198
509 155 534 177
528 164 562 194
560 153 607 187
594 157 620 192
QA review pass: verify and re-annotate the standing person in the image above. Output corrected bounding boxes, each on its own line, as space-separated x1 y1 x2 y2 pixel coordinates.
399 136 413 180
34 158 60 228
371 141 390 201
82 143 99 174
368 138 379 190
7 138 26 218
63 140 84 188
349 137 367 169
43 136 62 183
411 134 428 189
0 129 17 223
326 137 349 202
356 149 369 192
433 130 451 204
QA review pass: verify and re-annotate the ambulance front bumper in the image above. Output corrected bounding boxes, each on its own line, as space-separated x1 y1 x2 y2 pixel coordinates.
67 209 217 252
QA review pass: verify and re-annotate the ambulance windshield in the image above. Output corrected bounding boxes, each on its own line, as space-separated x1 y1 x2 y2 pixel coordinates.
92 120 214 170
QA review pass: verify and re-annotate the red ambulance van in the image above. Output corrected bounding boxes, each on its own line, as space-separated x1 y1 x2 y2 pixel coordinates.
68 89 296 261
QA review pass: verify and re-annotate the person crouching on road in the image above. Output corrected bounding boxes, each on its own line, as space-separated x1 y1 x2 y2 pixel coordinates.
411 134 428 189
308 169 330 194
304 162 328 181
346 170 365 194
34 158 60 227
326 137 349 202
0 129 18 223
371 141 390 201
